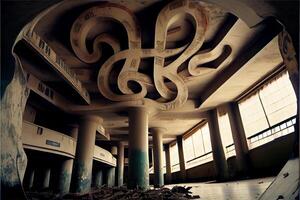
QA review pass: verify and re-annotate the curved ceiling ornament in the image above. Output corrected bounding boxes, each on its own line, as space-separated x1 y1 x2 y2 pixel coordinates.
70 0 221 110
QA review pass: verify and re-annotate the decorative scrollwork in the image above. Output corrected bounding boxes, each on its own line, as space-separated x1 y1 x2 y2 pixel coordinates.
70 0 227 110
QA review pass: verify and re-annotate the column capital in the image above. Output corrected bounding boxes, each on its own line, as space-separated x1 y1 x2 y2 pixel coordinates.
163 143 170 151
66 123 79 128
176 135 183 140
150 127 167 134
128 106 152 115
80 115 103 124
111 146 118 156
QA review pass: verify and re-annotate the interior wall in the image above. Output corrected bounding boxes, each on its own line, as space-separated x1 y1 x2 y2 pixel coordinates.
248 133 295 177
167 133 294 184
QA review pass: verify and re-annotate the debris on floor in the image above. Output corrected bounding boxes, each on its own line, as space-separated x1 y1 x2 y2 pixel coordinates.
61 186 200 200
27 186 200 200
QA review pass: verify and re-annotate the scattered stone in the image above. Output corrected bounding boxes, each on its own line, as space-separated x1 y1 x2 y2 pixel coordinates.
276 194 284 199
56 185 199 200
283 172 289 178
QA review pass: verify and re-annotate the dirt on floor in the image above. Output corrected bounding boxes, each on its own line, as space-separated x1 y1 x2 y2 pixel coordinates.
26 185 201 200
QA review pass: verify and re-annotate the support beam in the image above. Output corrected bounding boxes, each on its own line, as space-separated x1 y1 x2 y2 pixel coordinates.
177 136 186 182
71 115 102 193
207 109 229 180
117 142 124 187
164 145 172 184
226 102 251 175
128 107 149 189
151 128 164 187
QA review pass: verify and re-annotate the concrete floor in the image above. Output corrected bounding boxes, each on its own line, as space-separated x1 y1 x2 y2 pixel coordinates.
166 177 274 200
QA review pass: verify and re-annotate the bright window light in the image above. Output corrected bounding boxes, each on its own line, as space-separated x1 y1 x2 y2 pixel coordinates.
238 70 297 149
217 112 236 158
183 123 213 169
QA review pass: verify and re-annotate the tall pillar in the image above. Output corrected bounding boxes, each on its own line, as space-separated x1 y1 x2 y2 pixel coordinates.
107 167 115 186
164 144 172 184
111 146 118 157
110 146 117 186
42 168 51 189
57 125 78 194
177 136 186 182
23 166 35 190
69 124 79 140
71 115 102 193
93 170 103 187
23 159 35 190
226 102 250 175
151 128 164 187
128 107 149 189
34 167 51 190
207 109 229 181
28 170 35 190
278 30 299 158
57 159 73 194
117 142 124 186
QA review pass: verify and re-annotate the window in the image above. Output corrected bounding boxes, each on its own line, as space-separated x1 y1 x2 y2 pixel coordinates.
218 112 235 158
239 93 269 137
238 71 297 149
259 72 297 126
170 143 180 172
183 123 213 169
162 150 166 174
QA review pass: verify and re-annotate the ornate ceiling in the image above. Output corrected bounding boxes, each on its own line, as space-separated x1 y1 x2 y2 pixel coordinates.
13 0 284 143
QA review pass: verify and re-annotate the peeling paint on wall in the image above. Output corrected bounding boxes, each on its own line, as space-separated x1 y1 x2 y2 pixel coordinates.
128 149 149 190
1 60 29 199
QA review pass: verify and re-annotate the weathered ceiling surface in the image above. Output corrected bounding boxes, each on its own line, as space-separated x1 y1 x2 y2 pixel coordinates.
13 0 283 144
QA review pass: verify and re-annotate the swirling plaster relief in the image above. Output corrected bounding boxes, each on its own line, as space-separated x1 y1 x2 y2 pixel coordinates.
70 0 230 110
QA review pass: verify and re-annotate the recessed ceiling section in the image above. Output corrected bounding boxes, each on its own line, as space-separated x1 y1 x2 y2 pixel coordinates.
199 36 283 110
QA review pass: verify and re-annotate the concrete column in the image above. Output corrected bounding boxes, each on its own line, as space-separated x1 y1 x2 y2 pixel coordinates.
128 107 149 189
23 160 35 190
93 170 103 187
33 167 51 190
207 109 229 181
164 144 172 184
151 128 164 187
49 164 60 192
177 136 186 182
57 125 78 194
42 168 51 189
24 166 35 190
111 146 118 156
107 167 115 186
226 102 250 175
117 142 125 186
35 167 51 190
28 170 35 190
110 146 117 187
71 115 102 193
69 124 79 140
57 159 73 194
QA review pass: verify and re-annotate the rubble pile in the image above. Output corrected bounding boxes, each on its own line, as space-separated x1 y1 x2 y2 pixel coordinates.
60 186 200 200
